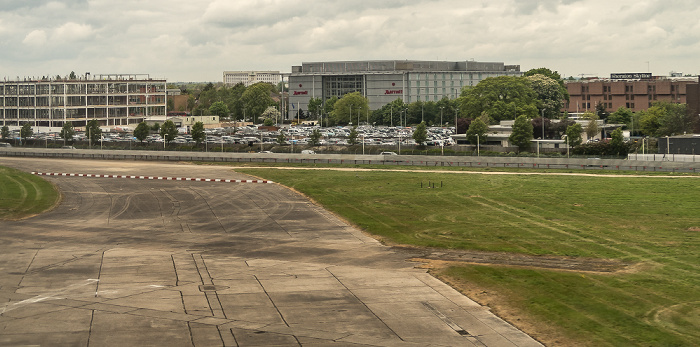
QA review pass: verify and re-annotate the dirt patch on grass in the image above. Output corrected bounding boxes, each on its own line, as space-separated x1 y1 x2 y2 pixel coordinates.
428 262 585 347
688 227 700 232
392 245 633 273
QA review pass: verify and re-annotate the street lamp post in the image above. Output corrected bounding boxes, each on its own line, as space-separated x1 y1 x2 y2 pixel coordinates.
477 134 480 157
440 106 444 127
454 108 459 134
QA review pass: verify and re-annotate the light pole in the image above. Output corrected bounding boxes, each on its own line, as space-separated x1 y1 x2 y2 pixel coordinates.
390 105 393 127
563 134 569 158
440 106 444 127
477 133 480 157
454 108 459 134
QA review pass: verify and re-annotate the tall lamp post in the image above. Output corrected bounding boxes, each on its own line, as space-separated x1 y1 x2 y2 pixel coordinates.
440 106 444 127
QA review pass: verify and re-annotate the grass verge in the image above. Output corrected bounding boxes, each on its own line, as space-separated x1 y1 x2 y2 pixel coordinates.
236 167 700 346
0 166 60 220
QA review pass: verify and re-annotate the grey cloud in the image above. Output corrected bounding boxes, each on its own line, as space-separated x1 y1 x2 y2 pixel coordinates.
0 0 87 11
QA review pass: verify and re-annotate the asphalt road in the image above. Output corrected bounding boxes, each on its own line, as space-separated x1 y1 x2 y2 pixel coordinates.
0 158 542 347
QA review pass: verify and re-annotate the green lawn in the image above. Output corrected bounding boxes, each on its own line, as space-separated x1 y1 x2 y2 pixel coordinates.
0 166 60 220
237 167 700 346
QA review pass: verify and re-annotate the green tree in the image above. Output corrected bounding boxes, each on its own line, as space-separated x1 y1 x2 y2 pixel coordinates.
461 76 538 121
209 101 230 118
565 123 583 147
656 102 690 136
307 97 323 119
581 112 599 141
332 92 369 125
260 106 280 124
348 126 359 145
413 122 428 146
191 121 205 146
1 125 9 141
523 67 569 101
608 107 633 125
134 122 150 143
374 98 406 126
466 117 489 145
263 118 274 126
509 115 533 151
526 74 565 118
324 96 339 116
151 123 160 132
610 128 625 154
167 98 175 112
159 120 178 144
309 129 322 146
595 103 610 120
86 120 101 145
60 121 75 142
20 123 33 145
241 82 275 122
69 71 77 79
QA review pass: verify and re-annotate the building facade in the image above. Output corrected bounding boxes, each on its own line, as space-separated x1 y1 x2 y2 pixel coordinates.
223 71 281 87
687 77 700 133
564 76 697 114
287 60 521 119
0 74 166 130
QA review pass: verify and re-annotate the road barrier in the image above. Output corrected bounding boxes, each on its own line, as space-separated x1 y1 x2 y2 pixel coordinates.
3 148 699 173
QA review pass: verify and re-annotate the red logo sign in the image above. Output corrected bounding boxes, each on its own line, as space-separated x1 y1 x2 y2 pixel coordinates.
385 90 402 95
293 91 308 96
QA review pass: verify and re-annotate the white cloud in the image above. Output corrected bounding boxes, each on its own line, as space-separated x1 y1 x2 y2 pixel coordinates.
22 29 48 46
1 0 700 81
52 22 93 42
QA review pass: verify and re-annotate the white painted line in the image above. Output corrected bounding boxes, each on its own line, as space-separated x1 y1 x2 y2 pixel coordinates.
31 172 273 184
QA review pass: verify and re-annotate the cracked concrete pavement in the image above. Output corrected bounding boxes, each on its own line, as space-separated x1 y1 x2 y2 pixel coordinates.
0 157 542 346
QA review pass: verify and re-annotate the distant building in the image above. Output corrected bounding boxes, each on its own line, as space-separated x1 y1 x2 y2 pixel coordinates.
686 77 700 133
287 60 521 120
564 75 698 114
0 74 167 130
223 71 281 87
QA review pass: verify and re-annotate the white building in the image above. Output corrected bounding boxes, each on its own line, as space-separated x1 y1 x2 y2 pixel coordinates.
223 71 281 87
1 74 167 131
287 60 521 119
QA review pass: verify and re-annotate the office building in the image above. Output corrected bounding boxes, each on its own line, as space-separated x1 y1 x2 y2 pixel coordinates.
0 74 167 130
223 71 281 87
287 60 521 119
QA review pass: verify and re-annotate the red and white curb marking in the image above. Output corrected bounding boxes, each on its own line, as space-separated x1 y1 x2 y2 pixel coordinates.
31 172 273 184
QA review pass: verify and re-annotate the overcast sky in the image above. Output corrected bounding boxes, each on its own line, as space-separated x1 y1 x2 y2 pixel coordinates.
2 0 699 82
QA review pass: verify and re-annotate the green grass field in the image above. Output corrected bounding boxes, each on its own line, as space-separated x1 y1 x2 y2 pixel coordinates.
0 166 60 220
236 167 700 346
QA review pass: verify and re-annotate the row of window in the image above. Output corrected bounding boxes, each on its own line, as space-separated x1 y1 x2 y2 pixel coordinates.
410 73 497 81
1 107 165 118
0 84 165 95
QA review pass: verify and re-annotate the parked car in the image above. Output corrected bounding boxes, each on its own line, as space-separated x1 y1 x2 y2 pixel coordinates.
380 151 398 155
301 150 316 154
61 145 76 149
0 142 12 148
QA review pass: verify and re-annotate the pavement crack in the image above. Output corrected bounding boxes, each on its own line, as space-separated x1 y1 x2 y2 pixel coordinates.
253 275 290 328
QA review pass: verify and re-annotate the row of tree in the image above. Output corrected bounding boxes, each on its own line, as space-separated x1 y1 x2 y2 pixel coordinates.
173 82 281 122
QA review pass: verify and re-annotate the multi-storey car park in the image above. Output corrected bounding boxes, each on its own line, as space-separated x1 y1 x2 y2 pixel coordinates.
0 74 167 130
287 60 521 119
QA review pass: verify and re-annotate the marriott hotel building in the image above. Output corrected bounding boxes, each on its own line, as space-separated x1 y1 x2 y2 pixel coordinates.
287 60 521 118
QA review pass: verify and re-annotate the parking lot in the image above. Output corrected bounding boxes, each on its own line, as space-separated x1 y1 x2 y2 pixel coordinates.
1 124 456 148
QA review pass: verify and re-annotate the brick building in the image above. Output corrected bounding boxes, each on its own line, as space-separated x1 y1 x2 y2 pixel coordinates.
564 76 697 114
687 77 700 132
